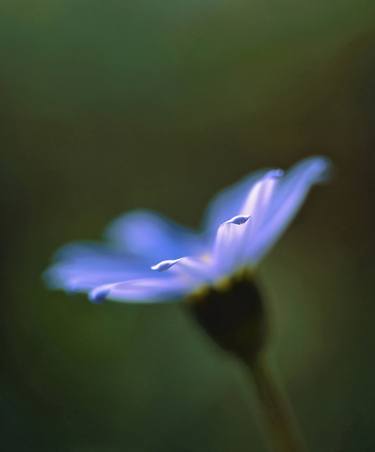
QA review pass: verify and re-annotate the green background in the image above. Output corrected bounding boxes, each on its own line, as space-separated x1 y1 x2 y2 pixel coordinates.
1 1 375 451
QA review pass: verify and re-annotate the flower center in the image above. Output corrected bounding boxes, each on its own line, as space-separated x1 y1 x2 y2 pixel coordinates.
188 275 268 361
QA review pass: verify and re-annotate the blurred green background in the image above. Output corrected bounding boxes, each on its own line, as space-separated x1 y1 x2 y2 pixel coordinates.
1 1 375 451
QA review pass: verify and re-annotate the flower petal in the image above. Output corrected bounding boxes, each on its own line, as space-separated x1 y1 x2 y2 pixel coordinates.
105 209 203 261
151 215 252 282
240 170 283 218
242 156 331 263
151 256 215 284
44 242 148 292
212 216 251 276
203 168 277 233
231 171 283 250
89 274 191 303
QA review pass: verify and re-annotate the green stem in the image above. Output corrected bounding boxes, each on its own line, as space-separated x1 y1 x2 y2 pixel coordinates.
246 356 307 452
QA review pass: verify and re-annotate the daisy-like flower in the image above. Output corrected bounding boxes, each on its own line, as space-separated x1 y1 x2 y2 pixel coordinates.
46 155 330 452
46 156 330 310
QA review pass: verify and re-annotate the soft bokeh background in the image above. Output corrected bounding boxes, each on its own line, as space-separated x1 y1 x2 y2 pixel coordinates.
1 1 375 451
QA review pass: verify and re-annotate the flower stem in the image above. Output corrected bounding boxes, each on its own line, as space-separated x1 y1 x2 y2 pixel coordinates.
246 356 307 452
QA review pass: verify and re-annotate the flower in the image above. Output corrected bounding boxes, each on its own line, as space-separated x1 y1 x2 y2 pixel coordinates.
45 156 330 305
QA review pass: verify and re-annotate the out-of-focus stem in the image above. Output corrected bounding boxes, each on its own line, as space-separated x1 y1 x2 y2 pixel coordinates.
246 356 307 452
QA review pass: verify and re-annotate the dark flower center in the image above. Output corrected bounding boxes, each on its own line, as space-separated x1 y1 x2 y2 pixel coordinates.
189 275 268 362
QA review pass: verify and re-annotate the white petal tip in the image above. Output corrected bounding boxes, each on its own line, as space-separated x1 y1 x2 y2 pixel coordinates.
225 215 251 225
151 259 181 272
89 287 110 303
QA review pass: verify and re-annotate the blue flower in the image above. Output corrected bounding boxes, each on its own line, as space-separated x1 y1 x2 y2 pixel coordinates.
45 156 330 304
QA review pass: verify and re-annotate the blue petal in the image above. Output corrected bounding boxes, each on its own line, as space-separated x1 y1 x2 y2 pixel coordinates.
151 256 215 284
203 168 280 233
44 242 150 293
105 209 203 261
212 219 251 276
89 273 191 303
243 156 331 263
